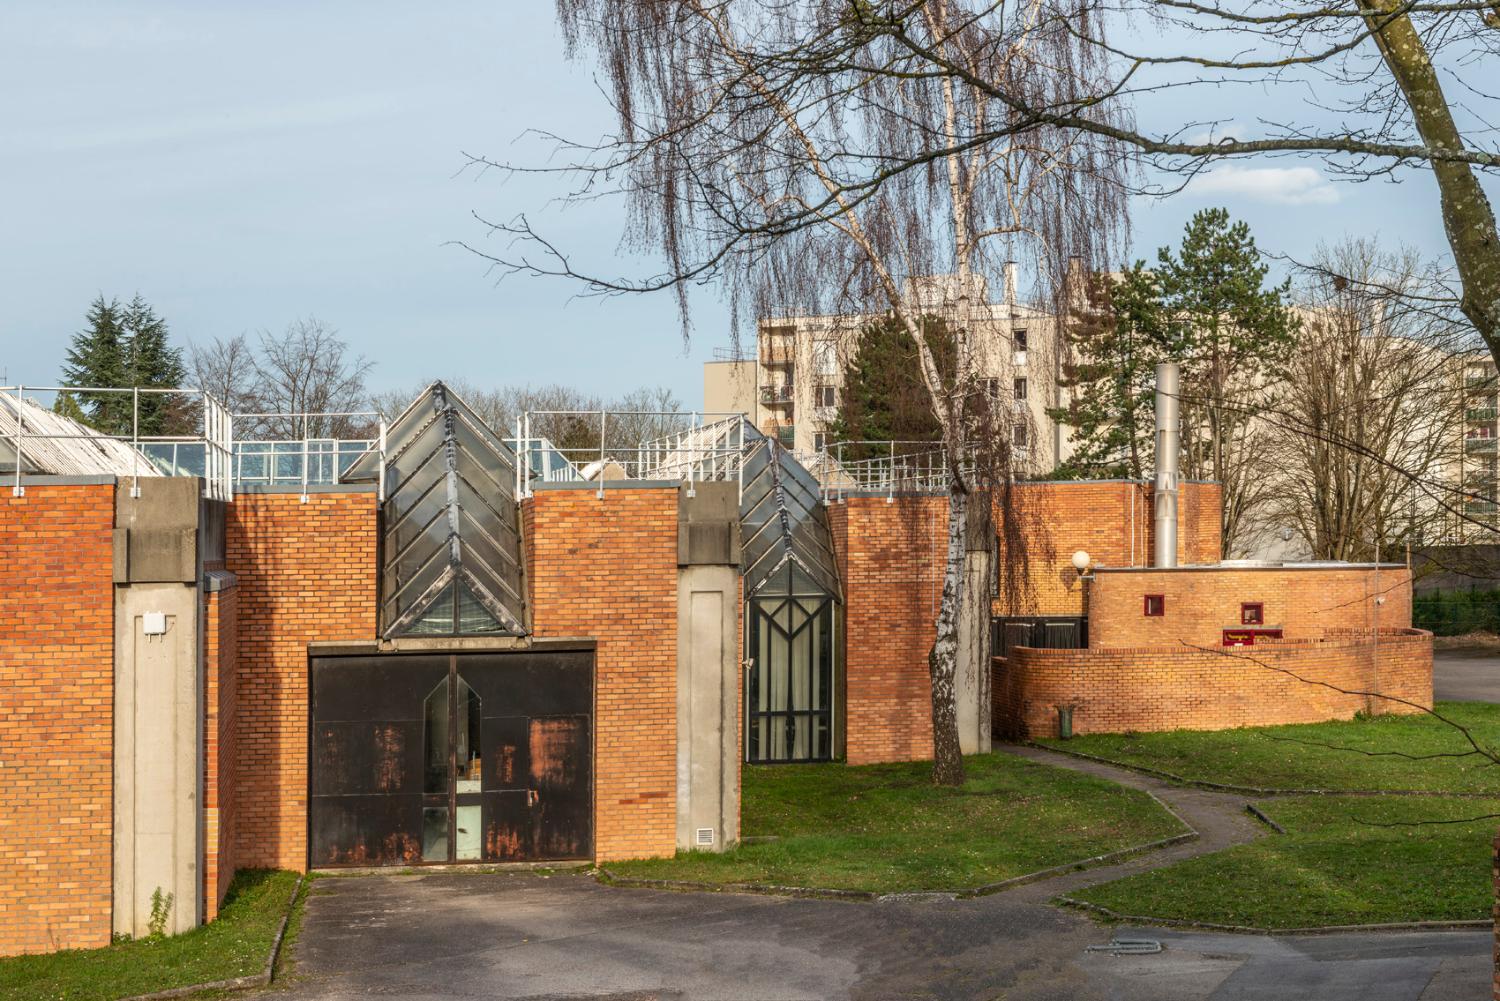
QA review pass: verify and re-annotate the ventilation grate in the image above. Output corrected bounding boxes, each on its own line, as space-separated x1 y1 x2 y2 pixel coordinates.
695 827 715 847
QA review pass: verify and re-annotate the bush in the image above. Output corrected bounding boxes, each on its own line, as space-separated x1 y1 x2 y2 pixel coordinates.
1413 589 1500 636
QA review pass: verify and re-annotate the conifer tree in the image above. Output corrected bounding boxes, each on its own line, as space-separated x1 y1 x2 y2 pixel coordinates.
122 294 188 436
61 295 130 434
827 315 955 461
1049 265 1167 479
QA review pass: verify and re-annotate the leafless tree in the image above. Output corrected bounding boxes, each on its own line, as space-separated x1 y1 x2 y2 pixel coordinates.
1249 239 1470 559
252 318 375 439
468 1 1130 783
188 332 261 412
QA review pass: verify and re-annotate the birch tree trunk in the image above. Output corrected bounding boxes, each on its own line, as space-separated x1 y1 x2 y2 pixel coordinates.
929 480 969 786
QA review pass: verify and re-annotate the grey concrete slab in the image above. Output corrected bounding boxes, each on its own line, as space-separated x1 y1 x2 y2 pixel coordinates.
271 871 1491 1001
1434 648 1500 702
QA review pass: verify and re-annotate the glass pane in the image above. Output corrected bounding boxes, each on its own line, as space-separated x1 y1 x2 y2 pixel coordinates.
422 807 449 862
455 805 481 861
408 582 457 635
457 580 505 635
423 678 450 793
455 678 482 792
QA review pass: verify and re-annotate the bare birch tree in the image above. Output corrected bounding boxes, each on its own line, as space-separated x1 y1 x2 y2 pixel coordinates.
467 1 1129 783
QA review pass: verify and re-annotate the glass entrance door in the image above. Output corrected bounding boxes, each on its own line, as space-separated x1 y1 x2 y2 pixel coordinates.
421 673 485 862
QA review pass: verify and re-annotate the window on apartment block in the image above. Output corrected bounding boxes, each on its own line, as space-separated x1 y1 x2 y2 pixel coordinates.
1014 329 1029 350
814 385 836 408
812 431 827 451
984 377 1001 400
1241 602 1264 625
1144 594 1165 617
1012 422 1029 448
1013 377 1028 401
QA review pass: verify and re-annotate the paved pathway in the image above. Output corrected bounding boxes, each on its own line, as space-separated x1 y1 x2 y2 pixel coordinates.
272 746 1490 1000
1435 647 1500 702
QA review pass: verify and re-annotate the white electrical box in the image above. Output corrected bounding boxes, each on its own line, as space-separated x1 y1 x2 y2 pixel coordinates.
142 612 168 636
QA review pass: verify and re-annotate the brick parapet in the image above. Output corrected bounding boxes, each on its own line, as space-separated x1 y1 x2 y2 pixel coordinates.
202 579 239 918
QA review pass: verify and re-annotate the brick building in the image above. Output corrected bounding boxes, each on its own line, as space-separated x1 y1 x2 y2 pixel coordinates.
0 381 1431 955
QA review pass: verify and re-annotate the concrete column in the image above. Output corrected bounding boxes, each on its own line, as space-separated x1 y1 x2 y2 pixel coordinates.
675 484 742 852
112 478 206 937
955 497 994 755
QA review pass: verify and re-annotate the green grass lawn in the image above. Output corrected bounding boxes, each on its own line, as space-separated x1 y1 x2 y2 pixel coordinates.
1038 702 1500 793
1073 796 1499 928
607 754 1188 893
0 869 300 1001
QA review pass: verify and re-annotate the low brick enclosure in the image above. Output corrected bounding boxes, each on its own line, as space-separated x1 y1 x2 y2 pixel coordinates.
995 628 1433 739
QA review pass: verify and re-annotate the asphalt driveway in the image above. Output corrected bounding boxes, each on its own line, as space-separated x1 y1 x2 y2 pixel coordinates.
1434 648 1500 702
274 871 1489 1000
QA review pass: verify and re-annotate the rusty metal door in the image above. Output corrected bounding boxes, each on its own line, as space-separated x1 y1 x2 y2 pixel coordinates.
309 650 593 867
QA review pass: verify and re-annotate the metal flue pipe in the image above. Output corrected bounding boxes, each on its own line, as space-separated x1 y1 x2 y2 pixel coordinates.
1153 362 1180 568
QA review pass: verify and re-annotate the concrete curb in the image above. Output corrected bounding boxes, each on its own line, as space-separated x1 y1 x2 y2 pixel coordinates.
117 873 306 1001
595 795 1199 904
1055 895 1491 936
1028 742 1497 799
1244 803 1287 834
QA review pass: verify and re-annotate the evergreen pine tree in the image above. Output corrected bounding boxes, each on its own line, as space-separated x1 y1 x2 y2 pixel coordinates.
122 294 188 436
1158 208 1298 550
826 315 956 461
61 295 130 434
1049 264 1168 479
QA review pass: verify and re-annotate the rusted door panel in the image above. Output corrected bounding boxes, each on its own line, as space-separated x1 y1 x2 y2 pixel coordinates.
529 715 592 859
309 651 592 867
310 655 446 867
310 796 424 866
484 715 531 790
483 790 534 860
466 653 592 715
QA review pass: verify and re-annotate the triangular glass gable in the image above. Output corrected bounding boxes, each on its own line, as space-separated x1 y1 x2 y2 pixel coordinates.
738 428 841 601
345 382 528 638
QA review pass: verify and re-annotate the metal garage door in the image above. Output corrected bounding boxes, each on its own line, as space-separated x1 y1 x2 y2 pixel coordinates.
309 650 593 867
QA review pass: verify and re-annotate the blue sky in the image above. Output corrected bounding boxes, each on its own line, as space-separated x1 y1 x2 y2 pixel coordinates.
0 3 1473 407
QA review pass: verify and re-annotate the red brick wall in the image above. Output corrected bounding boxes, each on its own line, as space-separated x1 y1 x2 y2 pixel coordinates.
995 628 1432 739
1088 566 1413 649
997 481 1222 616
523 488 680 861
830 496 946 766
831 481 1221 765
202 576 239 918
225 491 378 872
0 483 115 955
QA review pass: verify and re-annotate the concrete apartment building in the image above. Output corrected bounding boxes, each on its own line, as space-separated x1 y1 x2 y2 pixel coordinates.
703 271 1075 473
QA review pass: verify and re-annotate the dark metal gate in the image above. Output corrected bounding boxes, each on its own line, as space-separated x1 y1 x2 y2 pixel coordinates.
309 650 593 867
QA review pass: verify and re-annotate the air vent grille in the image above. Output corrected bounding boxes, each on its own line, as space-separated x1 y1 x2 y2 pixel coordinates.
695 827 715 847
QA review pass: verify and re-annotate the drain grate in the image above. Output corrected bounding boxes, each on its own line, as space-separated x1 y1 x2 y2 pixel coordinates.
1085 937 1163 956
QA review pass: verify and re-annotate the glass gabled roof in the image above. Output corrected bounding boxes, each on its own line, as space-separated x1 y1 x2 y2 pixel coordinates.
344 382 527 638
740 429 841 600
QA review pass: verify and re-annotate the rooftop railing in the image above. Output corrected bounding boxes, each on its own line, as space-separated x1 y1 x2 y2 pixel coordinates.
513 411 750 498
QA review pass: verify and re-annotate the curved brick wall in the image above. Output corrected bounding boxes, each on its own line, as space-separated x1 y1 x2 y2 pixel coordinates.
994 629 1433 740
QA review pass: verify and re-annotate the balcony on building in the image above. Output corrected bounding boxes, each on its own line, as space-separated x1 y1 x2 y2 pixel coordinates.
760 382 795 408
1465 436 1497 453
759 329 796 368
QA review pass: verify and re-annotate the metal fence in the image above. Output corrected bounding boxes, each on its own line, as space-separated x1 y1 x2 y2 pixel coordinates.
991 616 1089 658
512 411 750 498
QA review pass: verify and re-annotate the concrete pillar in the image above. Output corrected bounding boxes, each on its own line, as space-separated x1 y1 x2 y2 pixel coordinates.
956 497 994 755
675 484 742 852
112 478 206 937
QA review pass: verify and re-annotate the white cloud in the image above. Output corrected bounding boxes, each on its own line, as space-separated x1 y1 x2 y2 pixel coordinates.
1190 165 1340 206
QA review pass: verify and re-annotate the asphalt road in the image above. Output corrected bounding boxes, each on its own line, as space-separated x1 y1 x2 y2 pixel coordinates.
273 871 1490 1000
1433 648 1500 702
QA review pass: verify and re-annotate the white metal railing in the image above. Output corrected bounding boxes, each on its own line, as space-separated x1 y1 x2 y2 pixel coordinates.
513 411 750 499
2 384 234 500
2 384 385 501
